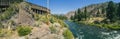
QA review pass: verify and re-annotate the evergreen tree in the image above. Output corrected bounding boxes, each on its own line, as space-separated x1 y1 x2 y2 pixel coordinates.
70 16 74 20
101 8 106 17
74 11 78 21
102 8 105 14
71 9 82 21
77 8 81 14
106 1 116 22
77 8 82 21
84 7 87 20
96 10 100 17
117 3 120 20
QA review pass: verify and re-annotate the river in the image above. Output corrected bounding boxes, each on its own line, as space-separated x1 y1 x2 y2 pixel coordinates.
65 20 120 39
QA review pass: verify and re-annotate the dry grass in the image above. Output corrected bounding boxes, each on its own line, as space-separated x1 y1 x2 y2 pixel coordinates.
85 17 105 23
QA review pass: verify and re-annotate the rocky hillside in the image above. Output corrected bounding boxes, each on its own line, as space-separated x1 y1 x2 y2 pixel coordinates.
0 2 74 39
65 2 108 19
65 11 75 19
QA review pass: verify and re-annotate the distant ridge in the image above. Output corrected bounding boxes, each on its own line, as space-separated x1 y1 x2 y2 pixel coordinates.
65 2 109 19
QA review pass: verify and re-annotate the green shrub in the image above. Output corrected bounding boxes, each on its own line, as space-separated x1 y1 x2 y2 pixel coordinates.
0 22 3 28
0 29 6 37
63 29 74 39
0 29 13 37
50 17 55 24
34 14 40 21
49 26 56 33
107 25 120 30
17 26 32 36
58 20 68 28
0 6 17 21
0 29 3 37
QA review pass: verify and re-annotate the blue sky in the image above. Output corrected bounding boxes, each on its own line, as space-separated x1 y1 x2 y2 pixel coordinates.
27 0 120 14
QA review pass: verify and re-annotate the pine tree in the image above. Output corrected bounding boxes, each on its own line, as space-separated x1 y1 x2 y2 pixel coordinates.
96 10 100 17
117 3 120 20
106 1 116 22
70 16 74 20
84 7 87 20
77 8 82 21
74 11 78 21
77 8 81 14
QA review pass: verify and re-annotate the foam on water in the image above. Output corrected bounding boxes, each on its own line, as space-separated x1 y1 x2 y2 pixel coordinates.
76 35 84 39
101 31 120 39
101 32 110 35
105 34 120 39
113 35 120 39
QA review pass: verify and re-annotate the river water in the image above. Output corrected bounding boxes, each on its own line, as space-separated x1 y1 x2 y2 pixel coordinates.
65 20 120 39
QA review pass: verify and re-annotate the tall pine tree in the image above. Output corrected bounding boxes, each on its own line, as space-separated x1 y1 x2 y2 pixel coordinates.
84 7 87 20
106 1 116 22
117 3 120 20
77 8 82 21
